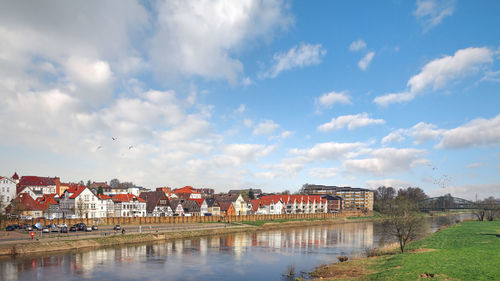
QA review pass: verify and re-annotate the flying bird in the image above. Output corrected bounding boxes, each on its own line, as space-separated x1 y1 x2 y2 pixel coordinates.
96 146 102 150
112 137 117 141
128 146 134 150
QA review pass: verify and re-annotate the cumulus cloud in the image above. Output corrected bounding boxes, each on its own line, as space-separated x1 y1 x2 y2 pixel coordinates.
358 51 375 71
315 91 351 108
310 167 338 179
262 43 327 78
253 120 280 135
318 113 385 132
383 122 443 145
290 142 366 161
437 114 500 149
414 0 455 31
349 39 366 52
374 47 494 106
365 179 411 189
343 148 427 176
151 0 292 83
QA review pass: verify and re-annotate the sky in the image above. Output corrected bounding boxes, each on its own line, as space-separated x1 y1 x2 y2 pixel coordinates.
1 0 499 200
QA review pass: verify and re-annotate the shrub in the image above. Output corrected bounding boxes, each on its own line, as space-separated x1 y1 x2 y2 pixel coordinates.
337 256 349 262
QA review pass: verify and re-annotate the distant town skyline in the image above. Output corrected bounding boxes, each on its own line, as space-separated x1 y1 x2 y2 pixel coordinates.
1 1 499 200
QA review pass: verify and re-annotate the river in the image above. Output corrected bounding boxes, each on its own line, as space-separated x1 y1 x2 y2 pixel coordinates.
0 214 470 281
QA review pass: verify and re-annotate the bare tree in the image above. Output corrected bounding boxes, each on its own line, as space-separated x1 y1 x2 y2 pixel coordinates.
381 197 427 253
76 198 88 218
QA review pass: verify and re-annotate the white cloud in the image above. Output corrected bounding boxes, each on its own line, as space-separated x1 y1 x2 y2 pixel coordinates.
481 70 500 82
343 148 427 176
414 0 455 31
373 92 415 107
151 0 292 83
310 167 338 179
429 183 500 201
263 43 327 78
349 39 366 52
408 47 493 93
381 130 405 144
365 179 410 189
358 51 375 71
235 104 246 114
318 113 385 132
253 120 280 135
437 114 500 149
374 47 494 106
315 91 351 108
65 57 113 85
280 130 293 139
244 118 254 127
290 142 366 161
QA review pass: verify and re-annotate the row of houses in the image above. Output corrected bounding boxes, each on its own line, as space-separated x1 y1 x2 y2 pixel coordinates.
1 173 371 219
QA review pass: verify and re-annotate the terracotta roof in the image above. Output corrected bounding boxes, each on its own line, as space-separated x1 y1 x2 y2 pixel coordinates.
19 176 57 186
14 193 44 211
112 193 145 203
188 198 205 206
69 186 87 199
98 194 112 200
36 194 59 211
250 199 261 212
174 186 198 194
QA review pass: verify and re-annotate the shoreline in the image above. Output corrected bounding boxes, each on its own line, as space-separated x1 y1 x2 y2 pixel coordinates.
0 217 363 257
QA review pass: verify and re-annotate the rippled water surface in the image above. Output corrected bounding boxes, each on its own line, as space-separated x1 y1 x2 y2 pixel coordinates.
0 214 470 281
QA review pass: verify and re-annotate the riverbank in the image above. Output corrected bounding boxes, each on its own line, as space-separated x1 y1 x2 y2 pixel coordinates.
0 216 362 257
311 221 500 280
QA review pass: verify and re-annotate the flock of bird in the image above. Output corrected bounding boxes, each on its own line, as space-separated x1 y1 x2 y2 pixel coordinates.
95 137 134 154
425 163 453 189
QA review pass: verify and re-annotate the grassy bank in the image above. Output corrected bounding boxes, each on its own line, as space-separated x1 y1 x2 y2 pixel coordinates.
312 221 500 280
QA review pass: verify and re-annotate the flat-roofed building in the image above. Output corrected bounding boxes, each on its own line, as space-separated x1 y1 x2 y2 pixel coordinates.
301 184 373 210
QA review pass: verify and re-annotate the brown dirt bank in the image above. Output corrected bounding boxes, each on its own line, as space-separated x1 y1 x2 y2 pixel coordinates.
0 217 364 257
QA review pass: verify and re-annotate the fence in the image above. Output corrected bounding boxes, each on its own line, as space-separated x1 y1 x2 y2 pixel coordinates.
1 210 370 228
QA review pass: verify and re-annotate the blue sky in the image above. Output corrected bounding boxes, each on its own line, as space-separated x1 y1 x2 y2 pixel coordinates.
1 0 499 199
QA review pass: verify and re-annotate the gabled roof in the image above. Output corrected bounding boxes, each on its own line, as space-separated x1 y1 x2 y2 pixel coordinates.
69 186 87 199
182 200 200 213
249 199 261 212
12 172 19 180
205 198 218 207
90 181 111 188
112 193 145 203
13 193 44 211
218 201 234 212
188 198 205 207
214 194 240 203
36 194 59 211
174 186 198 194
139 191 169 213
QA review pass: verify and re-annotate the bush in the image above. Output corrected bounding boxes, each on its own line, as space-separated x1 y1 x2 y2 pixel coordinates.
337 256 349 262
364 247 382 257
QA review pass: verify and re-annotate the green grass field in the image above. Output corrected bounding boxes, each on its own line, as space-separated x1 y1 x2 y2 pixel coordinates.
366 221 500 280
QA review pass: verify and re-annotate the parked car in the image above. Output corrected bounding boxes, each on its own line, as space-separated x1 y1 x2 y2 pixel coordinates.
32 224 42 231
60 226 68 233
51 226 59 232
25 226 33 231
57 223 68 228
76 223 87 231
85 226 92 232
42 227 50 233
69 226 77 232
92 225 98 230
113 225 121 230
5 225 16 231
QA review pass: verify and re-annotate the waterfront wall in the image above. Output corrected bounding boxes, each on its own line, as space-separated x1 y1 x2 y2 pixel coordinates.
1 211 369 228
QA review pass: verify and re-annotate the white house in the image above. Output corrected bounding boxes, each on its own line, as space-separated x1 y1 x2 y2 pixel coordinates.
112 194 146 217
0 176 17 213
249 198 285 215
60 186 104 218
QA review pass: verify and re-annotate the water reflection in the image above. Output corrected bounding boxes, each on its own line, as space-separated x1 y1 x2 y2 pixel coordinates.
0 215 468 281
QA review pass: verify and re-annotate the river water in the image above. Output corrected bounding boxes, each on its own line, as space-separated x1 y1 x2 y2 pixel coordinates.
0 214 469 281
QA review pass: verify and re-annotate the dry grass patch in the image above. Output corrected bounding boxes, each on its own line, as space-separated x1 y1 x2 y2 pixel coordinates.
411 248 438 253
311 258 380 280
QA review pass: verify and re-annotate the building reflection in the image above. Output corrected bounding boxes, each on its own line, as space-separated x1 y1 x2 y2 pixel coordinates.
1 222 374 281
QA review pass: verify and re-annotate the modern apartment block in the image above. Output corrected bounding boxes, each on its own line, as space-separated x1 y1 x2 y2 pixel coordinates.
301 184 374 210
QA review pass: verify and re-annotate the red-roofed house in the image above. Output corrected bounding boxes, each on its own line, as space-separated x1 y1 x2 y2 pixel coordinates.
17 176 61 197
259 195 327 214
36 194 63 219
60 186 104 218
5 193 44 218
188 198 208 215
247 197 285 215
174 186 202 199
112 194 146 217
